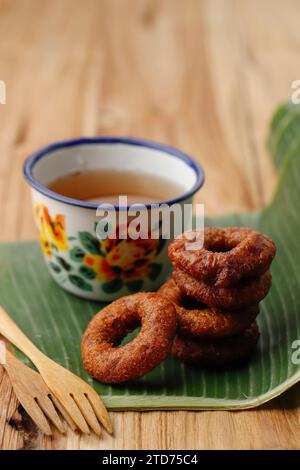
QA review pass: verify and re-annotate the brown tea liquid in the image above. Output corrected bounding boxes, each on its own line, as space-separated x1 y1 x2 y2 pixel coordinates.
47 169 185 205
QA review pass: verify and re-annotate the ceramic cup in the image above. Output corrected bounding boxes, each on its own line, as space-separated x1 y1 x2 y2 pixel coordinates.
24 137 204 301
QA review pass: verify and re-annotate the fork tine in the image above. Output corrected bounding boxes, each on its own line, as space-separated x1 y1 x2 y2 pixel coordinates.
54 392 90 434
3 352 53 435
72 394 101 436
7 352 66 434
35 394 65 434
21 398 53 436
85 389 113 434
50 395 77 432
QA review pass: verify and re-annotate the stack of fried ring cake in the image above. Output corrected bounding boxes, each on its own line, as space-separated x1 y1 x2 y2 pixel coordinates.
160 227 276 367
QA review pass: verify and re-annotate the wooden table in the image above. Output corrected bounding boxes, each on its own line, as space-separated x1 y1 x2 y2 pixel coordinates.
0 0 299 450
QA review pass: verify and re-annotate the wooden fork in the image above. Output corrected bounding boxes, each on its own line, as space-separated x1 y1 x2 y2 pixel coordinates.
2 349 77 436
0 306 112 436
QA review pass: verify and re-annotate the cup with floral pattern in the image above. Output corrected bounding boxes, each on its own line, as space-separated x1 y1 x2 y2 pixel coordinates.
24 137 204 301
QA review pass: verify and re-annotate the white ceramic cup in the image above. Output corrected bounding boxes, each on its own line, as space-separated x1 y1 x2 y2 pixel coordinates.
24 137 204 301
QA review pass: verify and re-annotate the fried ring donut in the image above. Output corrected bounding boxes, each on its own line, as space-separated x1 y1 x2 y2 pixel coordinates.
172 322 260 367
173 268 272 309
168 227 276 287
158 278 259 338
81 292 177 384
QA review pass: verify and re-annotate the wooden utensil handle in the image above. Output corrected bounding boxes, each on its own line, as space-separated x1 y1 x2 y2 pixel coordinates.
2 348 16 367
2 350 23 377
0 306 44 364
2 349 25 371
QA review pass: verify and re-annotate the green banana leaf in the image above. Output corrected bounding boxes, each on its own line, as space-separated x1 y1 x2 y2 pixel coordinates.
1 103 300 409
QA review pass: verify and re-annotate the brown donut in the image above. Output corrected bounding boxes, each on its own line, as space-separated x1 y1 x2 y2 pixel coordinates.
158 278 259 338
168 227 276 287
173 268 272 309
81 292 177 384
172 322 260 367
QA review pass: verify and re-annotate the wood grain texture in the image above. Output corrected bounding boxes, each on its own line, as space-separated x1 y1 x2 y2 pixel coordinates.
0 0 299 450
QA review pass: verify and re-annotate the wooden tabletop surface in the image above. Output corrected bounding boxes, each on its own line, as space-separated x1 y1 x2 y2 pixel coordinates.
1 0 300 450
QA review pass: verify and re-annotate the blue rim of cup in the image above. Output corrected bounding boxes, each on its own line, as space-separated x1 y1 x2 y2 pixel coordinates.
23 136 205 211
